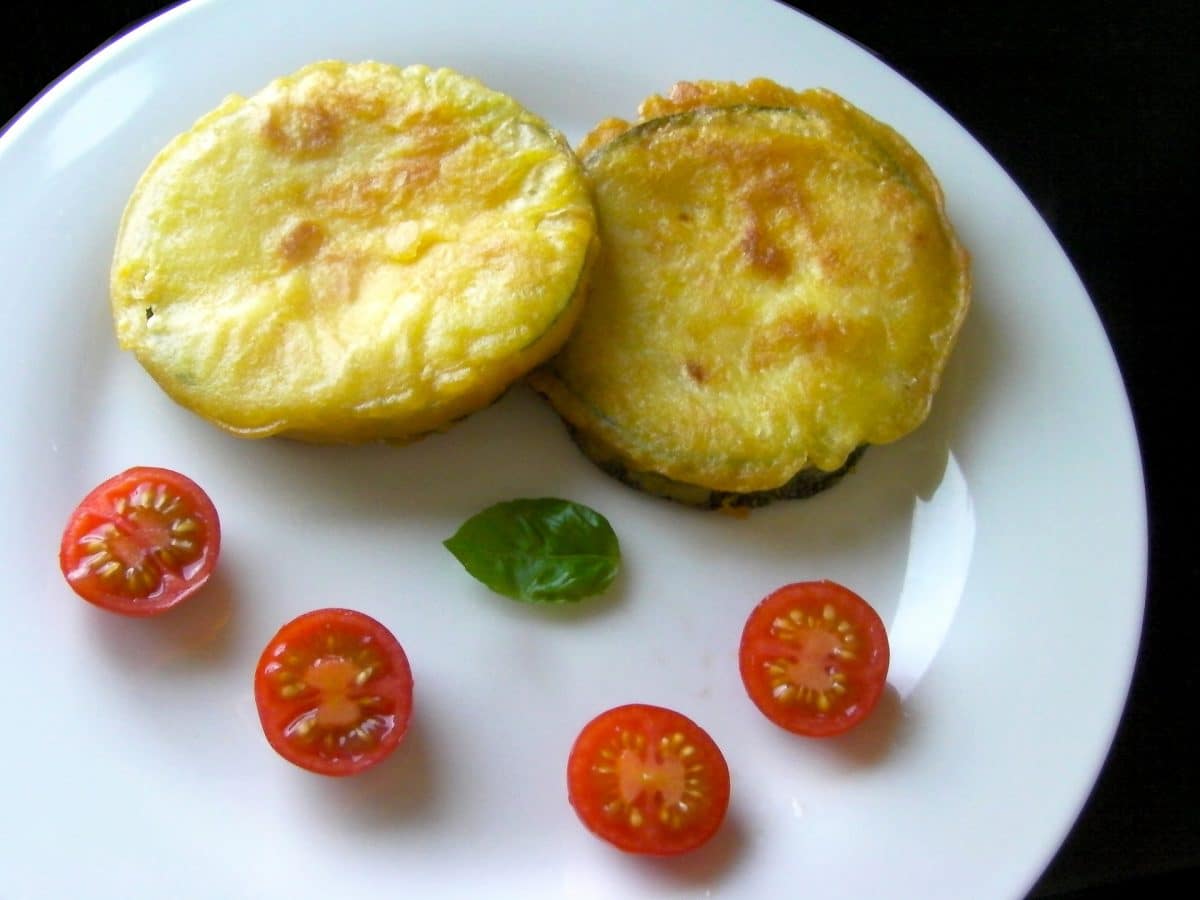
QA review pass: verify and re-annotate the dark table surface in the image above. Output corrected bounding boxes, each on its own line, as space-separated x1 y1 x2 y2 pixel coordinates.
2 2 1194 897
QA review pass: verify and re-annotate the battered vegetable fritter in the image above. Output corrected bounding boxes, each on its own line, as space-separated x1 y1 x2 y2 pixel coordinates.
111 61 596 442
530 80 970 510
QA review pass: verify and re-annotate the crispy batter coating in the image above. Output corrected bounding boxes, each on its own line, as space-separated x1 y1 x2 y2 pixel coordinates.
531 81 970 500
112 61 596 442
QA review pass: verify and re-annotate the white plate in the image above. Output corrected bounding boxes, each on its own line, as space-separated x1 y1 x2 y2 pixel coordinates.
0 1 1146 897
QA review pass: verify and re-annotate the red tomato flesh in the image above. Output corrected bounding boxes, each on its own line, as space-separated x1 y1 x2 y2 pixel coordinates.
567 704 730 855
254 608 413 776
739 580 890 737
58 466 220 617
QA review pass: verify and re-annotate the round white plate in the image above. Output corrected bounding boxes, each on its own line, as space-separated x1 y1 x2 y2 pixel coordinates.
0 1 1146 898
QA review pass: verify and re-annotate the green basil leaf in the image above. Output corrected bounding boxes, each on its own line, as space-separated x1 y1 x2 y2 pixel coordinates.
443 498 620 603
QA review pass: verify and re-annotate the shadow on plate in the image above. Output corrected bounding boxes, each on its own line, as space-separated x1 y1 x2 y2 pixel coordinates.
744 684 911 781
297 713 440 829
806 684 910 771
217 385 605 523
86 566 238 671
624 803 750 891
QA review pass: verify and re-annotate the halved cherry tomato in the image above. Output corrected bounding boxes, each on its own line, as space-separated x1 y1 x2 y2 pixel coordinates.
254 608 413 777
739 580 890 737
58 466 220 617
567 704 730 855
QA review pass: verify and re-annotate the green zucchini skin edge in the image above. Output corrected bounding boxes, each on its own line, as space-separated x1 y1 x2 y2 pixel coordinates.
568 425 867 511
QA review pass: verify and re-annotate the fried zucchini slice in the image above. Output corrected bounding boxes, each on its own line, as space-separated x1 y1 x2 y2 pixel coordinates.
530 82 970 509
111 61 596 442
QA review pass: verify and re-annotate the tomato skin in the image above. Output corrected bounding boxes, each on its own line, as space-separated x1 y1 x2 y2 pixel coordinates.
567 704 730 855
58 466 221 617
739 580 890 737
254 608 413 777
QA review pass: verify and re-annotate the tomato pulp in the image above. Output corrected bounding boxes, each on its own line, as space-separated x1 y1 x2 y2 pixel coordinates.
567 703 730 855
59 466 221 616
739 580 890 737
254 608 413 776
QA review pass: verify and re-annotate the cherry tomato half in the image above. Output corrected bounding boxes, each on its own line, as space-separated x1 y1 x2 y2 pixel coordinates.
58 466 221 617
254 608 413 777
567 704 730 855
739 580 890 737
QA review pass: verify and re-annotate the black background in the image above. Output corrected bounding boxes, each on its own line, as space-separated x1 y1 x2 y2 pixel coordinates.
2 2 1194 897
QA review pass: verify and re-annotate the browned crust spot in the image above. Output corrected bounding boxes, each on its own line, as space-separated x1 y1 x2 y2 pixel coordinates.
739 218 790 277
278 220 325 265
261 101 341 156
684 360 709 384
